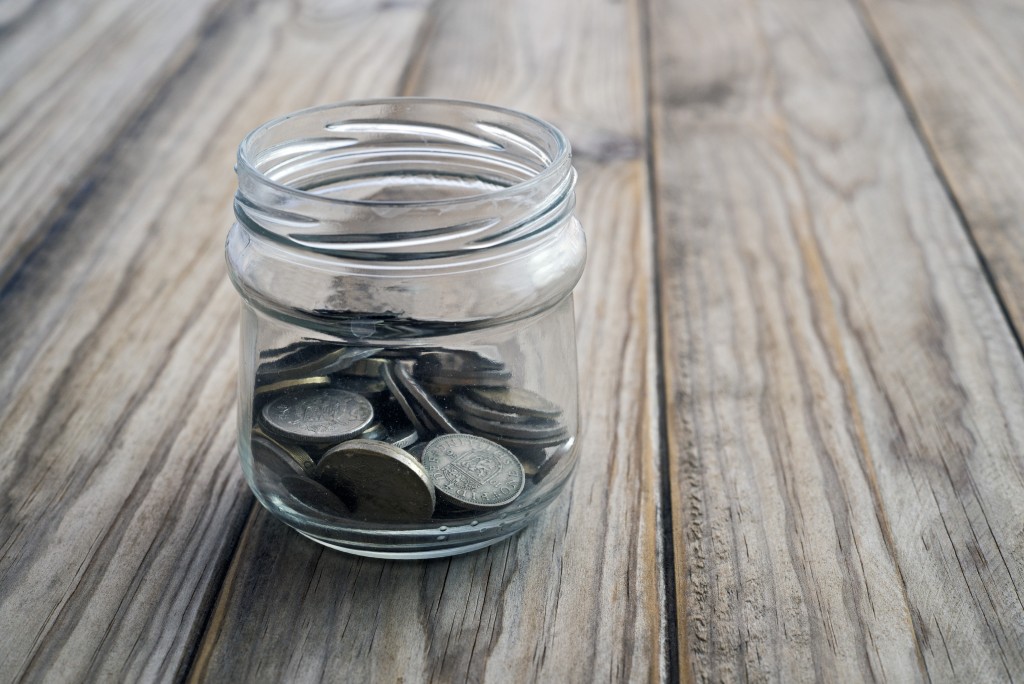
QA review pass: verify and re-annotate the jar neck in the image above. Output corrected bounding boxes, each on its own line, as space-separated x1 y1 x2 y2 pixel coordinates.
233 98 576 265
226 99 586 338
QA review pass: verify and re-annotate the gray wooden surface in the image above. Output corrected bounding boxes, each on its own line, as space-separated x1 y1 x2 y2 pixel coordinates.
1 0 1023 681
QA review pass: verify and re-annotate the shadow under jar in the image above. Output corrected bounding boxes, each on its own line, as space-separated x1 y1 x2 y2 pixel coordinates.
226 98 586 559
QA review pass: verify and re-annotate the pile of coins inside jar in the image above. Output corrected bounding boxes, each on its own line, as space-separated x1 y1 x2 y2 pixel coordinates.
250 342 574 524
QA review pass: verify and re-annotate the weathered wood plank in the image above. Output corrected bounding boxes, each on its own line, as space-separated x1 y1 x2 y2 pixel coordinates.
0 0 228 284
190 0 666 681
648 0 1024 680
0 1 430 680
856 0 1024 363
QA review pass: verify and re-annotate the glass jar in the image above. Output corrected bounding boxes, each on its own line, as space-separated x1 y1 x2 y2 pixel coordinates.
226 98 586 558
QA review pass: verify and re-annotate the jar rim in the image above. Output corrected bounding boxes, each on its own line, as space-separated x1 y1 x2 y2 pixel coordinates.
236 97 572 209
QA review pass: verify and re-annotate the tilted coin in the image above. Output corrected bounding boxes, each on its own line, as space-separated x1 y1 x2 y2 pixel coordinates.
279 475 351 518
388 426 419 449
261 387 374 445
465 387 562 418
258 345 382 384
393 362 459 434
419 368 513 391
342 357 389 379
459 412 568 441
452 393 521 423
314 440 435 522
254 375 331 398
250 428 316 477
359 422 388 441
331 375 389 400
421 434 525 510
415 349 505 375
475 431 572 450
382 362 429 435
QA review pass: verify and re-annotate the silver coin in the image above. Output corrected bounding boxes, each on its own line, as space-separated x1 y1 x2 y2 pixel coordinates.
421 434 525 510
393 362 460 434
420 369 512 390
260 346 382 384
459 412 568 441
452 392 521 423
360 422 388 441
388 426 419 449
314 439 435 522
261 387 374 444
465 387 562 418
479 431 572 450
382 362 429 435
415 349 505 375
250 429 316 476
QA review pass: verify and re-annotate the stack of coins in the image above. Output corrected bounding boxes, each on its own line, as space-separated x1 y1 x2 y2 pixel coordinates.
249 342 573 523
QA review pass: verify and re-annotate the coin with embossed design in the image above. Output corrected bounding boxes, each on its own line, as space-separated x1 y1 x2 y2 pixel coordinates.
421 434 524 510
261 387 373 445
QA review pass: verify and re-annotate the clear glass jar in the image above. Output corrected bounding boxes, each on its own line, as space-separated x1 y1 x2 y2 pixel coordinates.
226 99 585 558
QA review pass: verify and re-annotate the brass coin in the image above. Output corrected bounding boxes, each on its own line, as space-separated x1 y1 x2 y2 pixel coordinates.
250 428 316 476
465 387 562 418
421 434 524 510
314 440 435 522
393 362 459 434
279 475 351 518
332 375 389 399
261 387 374 445
254 375 331 398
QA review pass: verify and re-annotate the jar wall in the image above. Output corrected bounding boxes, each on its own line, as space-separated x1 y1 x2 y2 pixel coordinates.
238 296 581 558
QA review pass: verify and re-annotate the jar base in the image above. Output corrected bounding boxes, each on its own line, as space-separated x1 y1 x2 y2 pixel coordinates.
295 527 525 559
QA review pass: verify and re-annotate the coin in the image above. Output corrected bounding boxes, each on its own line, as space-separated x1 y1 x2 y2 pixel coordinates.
359 422 388 441
250 428 316 476
342 357 389 379
261 387 374 444
478 432 571 450
460 412 569 441
332 375 389 400
421 434 525 510
388 426 419 449
279 475 351 518
314 440 435 522
259 345 382 384
465 387 562 418
452 393 521 423
382 362 429 435
254 375 332 398
393 362 459 434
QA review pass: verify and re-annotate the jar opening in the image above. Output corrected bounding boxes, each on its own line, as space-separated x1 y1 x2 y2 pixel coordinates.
238 99 569 207
234 99 576 260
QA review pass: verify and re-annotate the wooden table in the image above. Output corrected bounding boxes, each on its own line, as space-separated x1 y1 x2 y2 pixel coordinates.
3 0 1024 681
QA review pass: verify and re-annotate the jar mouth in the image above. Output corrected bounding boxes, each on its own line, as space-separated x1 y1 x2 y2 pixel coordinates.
234 98 576 260
237 98 571 208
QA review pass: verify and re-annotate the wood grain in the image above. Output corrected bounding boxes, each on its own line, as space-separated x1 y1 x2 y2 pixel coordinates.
190 0 666 681
647 0 1024 680
0 0 430 680
0 0 227 283
856 0 1024 350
